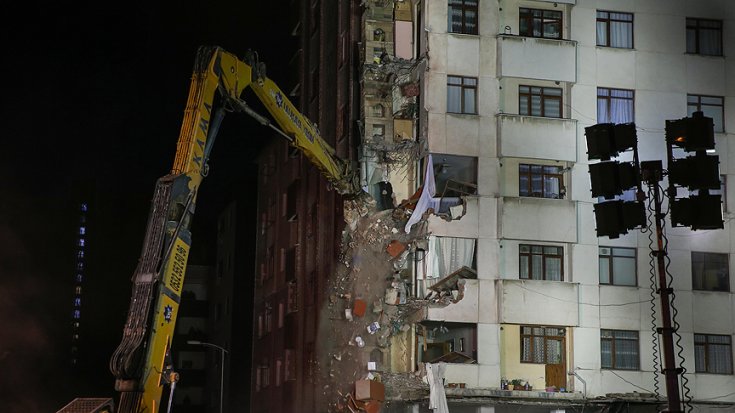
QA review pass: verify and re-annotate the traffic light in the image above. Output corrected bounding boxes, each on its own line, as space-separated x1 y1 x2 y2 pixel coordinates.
586 123 637 161
665 111 722 230
666 111 714 151
586 122 643 238
589 161 637 199
593 200 646 239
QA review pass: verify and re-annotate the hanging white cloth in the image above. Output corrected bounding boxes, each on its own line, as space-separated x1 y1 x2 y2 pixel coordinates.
405 154 436 233
426 363 449 413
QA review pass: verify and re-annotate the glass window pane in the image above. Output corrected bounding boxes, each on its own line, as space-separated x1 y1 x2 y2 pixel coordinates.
447 85 461 112
601 339 612 368
463 89 476 114
695 344 706 372
613 256 636 286
531 95 542 116
686 28 696 53
546 257 562 281
532 255 543 279
544 98 561 118
613 248 636 257
600 258 611 284
519 96 529 116
520 256 529 278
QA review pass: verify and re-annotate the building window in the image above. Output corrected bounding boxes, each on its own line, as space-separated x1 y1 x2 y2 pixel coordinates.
519 8 562 39
372 103 385 117
520 244 563 281
519 85 562 118
597 87 634 123
596 11 633 48
601 329 639 370
519 164 564 199
599 247 636 286
686 18 722 56
447 76 477 114
695 334 733 374
79 226 86 235
692 252 729 292
521 326 565 364
688 95 724 133
448 0 478 35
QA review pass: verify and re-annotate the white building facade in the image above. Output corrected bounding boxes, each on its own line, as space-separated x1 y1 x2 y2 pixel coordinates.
407 0 735 411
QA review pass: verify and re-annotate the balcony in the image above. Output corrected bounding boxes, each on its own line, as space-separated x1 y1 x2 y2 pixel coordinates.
499 197 577 243
497 35 577 83
497 114 577 162
496 279 579 326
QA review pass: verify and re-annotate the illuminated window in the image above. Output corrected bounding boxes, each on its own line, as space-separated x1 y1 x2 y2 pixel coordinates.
79 227 86 235
73 310 81 319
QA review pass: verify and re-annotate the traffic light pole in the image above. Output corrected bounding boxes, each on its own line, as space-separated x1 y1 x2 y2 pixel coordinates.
648 177 682 413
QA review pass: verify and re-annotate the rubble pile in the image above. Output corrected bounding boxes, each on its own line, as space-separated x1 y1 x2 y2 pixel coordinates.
317 200 431 412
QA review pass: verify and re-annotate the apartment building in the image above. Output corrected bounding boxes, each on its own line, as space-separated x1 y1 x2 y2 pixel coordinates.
252 0 734 412
400 0 734 411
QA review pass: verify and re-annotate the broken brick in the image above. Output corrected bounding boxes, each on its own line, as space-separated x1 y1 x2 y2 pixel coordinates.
353 299 367 317
386 240 406 258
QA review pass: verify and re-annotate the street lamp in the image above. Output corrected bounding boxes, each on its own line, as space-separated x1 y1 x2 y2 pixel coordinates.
188 340 229 413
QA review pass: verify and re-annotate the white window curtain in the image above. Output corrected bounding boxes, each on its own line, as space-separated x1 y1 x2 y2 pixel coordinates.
427 236 476 279
598 88 633 123
609 14 632 48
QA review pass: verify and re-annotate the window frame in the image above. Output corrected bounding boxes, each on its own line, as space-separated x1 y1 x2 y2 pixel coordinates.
597 87 635 123
691 251 730 292
519 85 563 118
447 75 478 115
687 94 724 133
519 7 563 40
599 247 637 286
448 0 479 35
601 329 640 370
596 10 634 49
519 244 564 281
695 333 733 374
520 326 566 364
518 164 564 199
686 18 723 56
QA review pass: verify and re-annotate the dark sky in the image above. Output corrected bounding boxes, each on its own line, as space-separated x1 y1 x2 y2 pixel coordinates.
0 2 289 412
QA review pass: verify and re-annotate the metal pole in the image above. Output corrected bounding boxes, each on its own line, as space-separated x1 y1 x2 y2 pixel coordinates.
187 341 227 413
220 348 225 413
651 182 682 413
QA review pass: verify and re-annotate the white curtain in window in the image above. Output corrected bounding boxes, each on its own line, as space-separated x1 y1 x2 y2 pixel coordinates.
405 154 436 232
598 89 633 123
609 16 632 48
708 337 732 374
596 21 607 46
700 26 722 55
447 84 461 112
426 236 476 279
546 257 562 281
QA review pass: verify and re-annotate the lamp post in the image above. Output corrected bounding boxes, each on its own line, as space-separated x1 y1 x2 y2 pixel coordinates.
188 340 228 413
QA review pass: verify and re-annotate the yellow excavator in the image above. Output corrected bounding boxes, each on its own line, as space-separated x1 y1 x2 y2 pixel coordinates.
59 46 361 413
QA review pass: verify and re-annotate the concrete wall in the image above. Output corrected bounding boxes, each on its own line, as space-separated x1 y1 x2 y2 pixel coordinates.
420 0 735 403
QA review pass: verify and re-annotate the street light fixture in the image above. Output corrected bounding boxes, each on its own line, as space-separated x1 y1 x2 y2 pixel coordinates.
187 340 229 413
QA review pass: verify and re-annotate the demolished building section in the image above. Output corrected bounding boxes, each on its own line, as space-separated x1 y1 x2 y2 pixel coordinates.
253 1 735 413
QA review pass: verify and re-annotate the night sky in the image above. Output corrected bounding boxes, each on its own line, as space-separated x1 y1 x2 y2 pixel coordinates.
0 2 288 412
